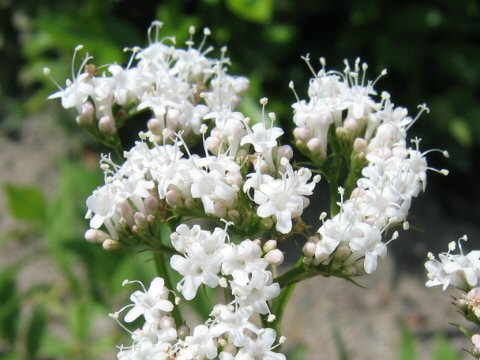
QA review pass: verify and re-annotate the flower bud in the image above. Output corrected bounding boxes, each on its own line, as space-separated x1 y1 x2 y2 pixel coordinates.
278 145 293 160
134 212 148 229
205 136 221 153
265 249 284 266
227 209 240 221
76 102 94 125
159 315 176 330
293 126 311 142
213 202 226 218
343 265 357 276
177 324 190 340
166 189 183 207
144 196 159 214
166 108 181 128
147 118 163 134
302 242 316 257
102 239 120 251
334 244 352 261
306 137 322 154
84 229 109 244
353 138 367 153
98 116 116 135
263 240 277 253
344 118 358 133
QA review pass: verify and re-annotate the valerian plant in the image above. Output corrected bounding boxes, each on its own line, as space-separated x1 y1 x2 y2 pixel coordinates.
45 21 465 359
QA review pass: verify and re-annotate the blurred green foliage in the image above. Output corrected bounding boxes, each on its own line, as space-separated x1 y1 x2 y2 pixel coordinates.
1 161 157 359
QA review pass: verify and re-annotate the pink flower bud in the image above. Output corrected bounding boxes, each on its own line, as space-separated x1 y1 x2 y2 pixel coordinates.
159 315 176 330
265 249 284 266
166 108 181 128
144 196 159 214
147 118 163 134
344 118 358 132
98 116 116 135
84 229 109 244
166 189 183 207
302 242 316 257
307 138 322 154
134 212 147 229
277 145 293 160
293 126 311 141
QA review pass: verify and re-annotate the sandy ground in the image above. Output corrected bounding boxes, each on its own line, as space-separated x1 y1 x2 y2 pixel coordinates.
0 117 475 359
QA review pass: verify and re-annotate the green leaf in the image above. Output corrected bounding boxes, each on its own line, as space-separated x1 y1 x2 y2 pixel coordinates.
449 117 473 147
332 327 349 360
3 184 47 222
286 344 308 360
0 270 20 345
26 305 47 360
432 335 462 360
398 327 419 360
225 0 274 23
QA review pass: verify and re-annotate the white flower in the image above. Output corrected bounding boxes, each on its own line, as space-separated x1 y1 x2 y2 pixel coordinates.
348 222 386 274
253 163 319 234
123 277 173 324
221 240 267 286
170 227 227 300
182 325 218 359
233 269 280 314
235 329 286 360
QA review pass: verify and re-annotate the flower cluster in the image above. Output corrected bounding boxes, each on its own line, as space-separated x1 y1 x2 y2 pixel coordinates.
425 237 480 357
295 58 448 274
45 21 248 142
113 224 287 359
47 22 448 359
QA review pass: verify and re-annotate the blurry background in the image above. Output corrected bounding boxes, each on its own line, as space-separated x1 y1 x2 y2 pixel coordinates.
0 0 479 359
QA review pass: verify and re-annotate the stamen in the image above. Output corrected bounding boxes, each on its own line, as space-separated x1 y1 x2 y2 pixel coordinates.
301 53 318 78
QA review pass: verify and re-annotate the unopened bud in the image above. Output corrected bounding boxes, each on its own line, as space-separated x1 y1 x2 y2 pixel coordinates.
102 239 120 251
277 145 293 160
134 212 148 229
76 102 94 125
227 209 240 221
147 118 163 134
302 242 316 257
166 108 181 128
253 239 262 248
343 265 357 276
166 189 183 207
334 244 351 261
144 196 159 214
306 137 322 154
293 126 311 142
263 240 277 253
344 118 358 133
159 315 176 330
178 324 190 340
265 249 284 266
98 116 116 135
353 138 368 153
84 229 109 244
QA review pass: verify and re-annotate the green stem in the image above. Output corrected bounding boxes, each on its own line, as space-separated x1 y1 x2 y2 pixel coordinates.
329 177 340 217
153 253 184 326
271 282 296 335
